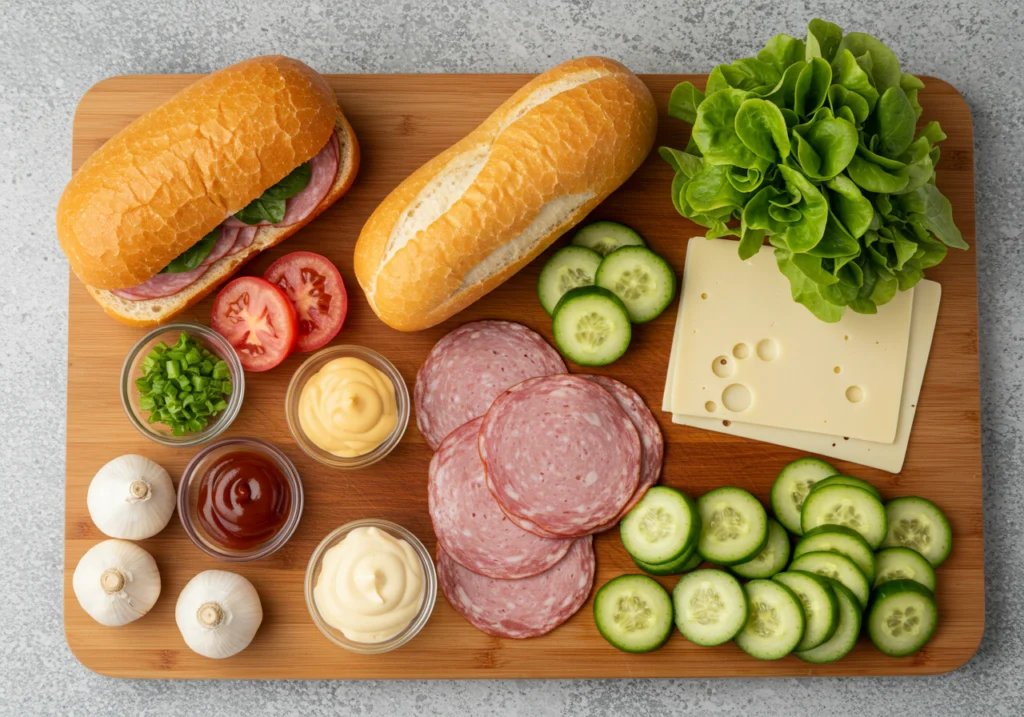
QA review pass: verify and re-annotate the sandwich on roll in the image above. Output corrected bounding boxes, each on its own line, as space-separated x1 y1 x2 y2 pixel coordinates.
354 56 657 332
57 55 359 327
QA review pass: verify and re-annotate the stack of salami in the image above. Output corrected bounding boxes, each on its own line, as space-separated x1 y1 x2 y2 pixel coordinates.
418 321 663 639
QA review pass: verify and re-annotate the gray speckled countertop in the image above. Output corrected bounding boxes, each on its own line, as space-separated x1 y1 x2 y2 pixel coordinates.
1 0 1021 714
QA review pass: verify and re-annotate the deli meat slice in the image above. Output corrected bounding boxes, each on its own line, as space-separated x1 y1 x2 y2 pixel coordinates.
480 374 641 537
224 131 339 229
229 225 260 254
582 375 663 523
415 321 567 450
110 224 235 301
437 536 595 639
429 418 573 579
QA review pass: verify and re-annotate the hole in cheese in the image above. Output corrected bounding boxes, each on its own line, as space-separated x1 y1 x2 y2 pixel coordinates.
711 355 733 378
732 343 750 359
756 338 778 362
722 384 752 413
846 386 864 403
705 401 717 413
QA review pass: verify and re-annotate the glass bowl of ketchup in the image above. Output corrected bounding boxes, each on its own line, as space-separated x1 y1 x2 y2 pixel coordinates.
177 437 304 561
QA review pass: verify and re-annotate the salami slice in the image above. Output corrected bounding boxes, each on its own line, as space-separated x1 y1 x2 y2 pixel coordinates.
480 374 641 537
429 418 573 579
415 321 567 450
110 224 235 301
224 131 339 229
229 225 260 254
582 375 663 523
437 536 595 639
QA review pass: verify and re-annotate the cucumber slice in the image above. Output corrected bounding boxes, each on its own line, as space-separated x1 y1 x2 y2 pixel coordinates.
795 580 863 664
594 575 674 653
880 497 952 567
697 487 769 566
571 221 646 256
537 246 603 316
789 551 870 610
730 518 791 579
810 475 882 499
801 484 888 549
620 486 700 565
633 546 702 576
794 525 876 584
551 286 632 366
735 579 806 660
867 580 939 657
770 457 839 535
772 571 840 651
874 547 937 592
594 246 676 323
673 569 748 646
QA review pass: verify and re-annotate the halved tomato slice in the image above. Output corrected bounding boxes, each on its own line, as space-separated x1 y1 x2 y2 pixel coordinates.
263 251 348 352
211 277 298 371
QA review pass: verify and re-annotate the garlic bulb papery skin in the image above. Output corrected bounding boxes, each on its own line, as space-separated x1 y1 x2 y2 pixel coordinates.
87 454 175 540
72 540 161 627
176 570 263 659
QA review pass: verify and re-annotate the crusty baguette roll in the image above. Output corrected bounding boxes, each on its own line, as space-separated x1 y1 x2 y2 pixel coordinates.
86 113 359 327
354 56 657 332
58 55 359 326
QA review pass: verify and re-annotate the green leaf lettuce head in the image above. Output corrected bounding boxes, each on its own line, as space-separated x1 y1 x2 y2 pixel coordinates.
661 19 967 322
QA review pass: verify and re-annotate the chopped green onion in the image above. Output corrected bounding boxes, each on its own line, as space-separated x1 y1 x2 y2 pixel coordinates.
135 331 233 435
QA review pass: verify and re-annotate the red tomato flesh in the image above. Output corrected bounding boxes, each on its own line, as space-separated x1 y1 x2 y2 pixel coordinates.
263 251 348 352
211 277 298 372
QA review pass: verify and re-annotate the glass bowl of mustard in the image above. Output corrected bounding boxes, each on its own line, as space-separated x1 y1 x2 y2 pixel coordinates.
284 346 410 469
304 519 437 654
177 437 304 562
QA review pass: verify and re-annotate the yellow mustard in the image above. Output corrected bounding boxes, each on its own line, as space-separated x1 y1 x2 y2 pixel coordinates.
298 357 398 457
313 526 425 643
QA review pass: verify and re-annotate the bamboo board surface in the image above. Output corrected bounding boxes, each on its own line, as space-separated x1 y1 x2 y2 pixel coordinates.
64 72 981 678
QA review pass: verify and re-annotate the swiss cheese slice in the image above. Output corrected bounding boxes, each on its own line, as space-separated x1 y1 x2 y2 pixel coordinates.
669 280 941 473
667 238 913 443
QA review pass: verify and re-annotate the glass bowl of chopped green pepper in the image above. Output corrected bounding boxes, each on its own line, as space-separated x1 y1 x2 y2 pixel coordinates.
120 323 245 447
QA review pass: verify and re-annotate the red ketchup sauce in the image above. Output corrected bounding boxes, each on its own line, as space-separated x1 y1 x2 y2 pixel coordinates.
197 451 291 550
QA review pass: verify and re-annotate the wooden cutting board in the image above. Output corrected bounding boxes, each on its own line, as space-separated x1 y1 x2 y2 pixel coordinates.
64 72 981 678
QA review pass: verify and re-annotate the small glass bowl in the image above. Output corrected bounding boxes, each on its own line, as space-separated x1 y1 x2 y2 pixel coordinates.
177 437 304 562
285 345 410 469
120 323 245 448
304 519 437 654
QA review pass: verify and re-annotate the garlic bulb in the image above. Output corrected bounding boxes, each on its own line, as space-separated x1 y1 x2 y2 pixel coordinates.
176 570 263 659
72 539 161 626
87 454 175 540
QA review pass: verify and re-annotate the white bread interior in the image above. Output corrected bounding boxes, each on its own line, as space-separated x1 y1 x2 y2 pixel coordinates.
354 56 658 332
87 113 358 327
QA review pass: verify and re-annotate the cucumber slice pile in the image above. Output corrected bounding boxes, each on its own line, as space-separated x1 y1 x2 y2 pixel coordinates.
794 525 876 584
620 487 700 565
594 575 674 653
795 580 862 664
772 571 839 651
874 547 937 591
735 579 805 660
595 247 676 323
801 484 888 549
770 457 839 535
697 487 769 566
880 497 952 566
571 221 646 256
551 287 631 366
867 580 939 657
597 460 951 660
673 569 748 646
537 246 603 316
539 221 676 365
730 518 791 579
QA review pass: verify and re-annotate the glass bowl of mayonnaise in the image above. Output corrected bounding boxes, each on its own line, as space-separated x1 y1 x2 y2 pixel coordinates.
304 519 437 653
285 346 410 469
